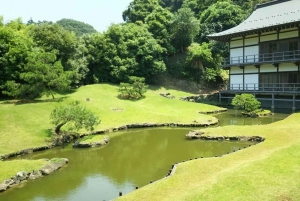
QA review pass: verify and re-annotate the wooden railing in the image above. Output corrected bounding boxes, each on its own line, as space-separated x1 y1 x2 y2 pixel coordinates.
219 83 300 92
223 50 300 66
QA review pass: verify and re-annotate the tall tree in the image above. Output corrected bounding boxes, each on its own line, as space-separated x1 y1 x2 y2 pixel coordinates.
170 8 200 52
104 23 166 82
199 1 245 34
145 7 174 54
29 23 87 85
186 42 215 72
122 0 160 23
159 0 183 12
0 19 33 95
3 50 73 100
56 18 97 37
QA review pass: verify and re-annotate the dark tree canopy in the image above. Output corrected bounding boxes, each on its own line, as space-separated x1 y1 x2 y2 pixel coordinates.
56 18 97 37
170 7 199 52
122 0 161 23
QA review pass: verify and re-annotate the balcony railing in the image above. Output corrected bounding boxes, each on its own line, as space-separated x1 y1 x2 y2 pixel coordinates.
223 50 300 66
219 83 300 93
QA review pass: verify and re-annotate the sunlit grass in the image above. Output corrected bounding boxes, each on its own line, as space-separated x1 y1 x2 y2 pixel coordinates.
0 84 220 155
0 84 221 182
117 113 300 201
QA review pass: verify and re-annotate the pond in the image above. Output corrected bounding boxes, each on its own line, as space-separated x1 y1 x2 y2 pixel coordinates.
0 109 290 201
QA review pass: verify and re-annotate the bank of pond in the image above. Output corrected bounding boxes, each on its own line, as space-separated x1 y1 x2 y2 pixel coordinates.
0 109 290 201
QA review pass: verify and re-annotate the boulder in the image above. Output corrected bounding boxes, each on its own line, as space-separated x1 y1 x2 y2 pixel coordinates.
0 183 8 192
186 130 205 139
40 158 68 175
29 171 43 180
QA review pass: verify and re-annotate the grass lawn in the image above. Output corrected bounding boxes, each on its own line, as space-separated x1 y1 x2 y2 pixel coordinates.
0 84 221 181
117 112 300 201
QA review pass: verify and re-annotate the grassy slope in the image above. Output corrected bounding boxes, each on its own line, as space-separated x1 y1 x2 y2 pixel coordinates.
118 113 300 201
0 84 220 181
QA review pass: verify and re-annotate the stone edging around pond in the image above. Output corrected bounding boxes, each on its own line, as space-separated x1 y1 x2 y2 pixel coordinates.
73 137 110 148
0 120 220 160
185 130 265 142
0 158 68 193
198 108 228 114
139 137 263 193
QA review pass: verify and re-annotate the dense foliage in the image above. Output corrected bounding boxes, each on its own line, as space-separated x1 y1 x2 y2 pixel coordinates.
56 18 97 37
50 101 100 134
0 0 272 99
232 94 261 112
118 76 149 99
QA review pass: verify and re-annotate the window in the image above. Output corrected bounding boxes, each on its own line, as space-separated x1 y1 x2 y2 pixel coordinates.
260 38 300 61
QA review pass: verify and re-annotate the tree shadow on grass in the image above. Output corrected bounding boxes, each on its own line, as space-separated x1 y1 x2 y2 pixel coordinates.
1 97 68 105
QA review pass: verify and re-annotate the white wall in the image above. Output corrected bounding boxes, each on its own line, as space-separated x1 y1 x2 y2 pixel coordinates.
260 34 277 42
279 30 298 39
230 75 243 90
279 63 298 72
230 48 243 64
245 37 258 46
244 66 259 73
244 46 259 62
230 66 243 74
260 64 277 73
244 74 259 90
230 40 243 48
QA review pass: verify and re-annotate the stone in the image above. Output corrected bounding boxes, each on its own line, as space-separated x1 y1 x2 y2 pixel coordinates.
0 183 8 192
186 130 205 139
29 171 43 180
40 158 68 175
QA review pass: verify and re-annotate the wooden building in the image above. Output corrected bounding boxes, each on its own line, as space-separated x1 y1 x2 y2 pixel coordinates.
208 0 300 110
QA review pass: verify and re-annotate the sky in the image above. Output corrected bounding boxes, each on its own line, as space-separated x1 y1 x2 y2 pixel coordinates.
0 0 133 32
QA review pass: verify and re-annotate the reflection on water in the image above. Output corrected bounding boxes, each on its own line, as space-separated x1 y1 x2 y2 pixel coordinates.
213 109 290 126
0 110 289 201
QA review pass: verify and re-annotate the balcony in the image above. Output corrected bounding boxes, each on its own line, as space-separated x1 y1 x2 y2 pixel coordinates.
222 50 300 67
219 83 300 94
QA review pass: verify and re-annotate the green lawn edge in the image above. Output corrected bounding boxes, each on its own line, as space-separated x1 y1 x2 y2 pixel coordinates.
0 84 223 183
116 113 300 201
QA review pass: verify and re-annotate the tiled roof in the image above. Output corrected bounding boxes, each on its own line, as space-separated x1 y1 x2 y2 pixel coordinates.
208 0 300 41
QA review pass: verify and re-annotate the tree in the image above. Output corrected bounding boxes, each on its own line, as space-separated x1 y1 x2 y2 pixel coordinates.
50 101 100 135
118 76 148 99
104 23 166 83
159 0 183 12
56 18 97 37
199 1 245 38
232 94 261 112
3 50 73 100
145 7 174 54
29 23 86 85
122 0 160 23
0 19 33 95
170 8 200 52
186 42 215 72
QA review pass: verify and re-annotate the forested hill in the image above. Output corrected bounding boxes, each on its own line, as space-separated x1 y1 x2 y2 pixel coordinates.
0 0 270 100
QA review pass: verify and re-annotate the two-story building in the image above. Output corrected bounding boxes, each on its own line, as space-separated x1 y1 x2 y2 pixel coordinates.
208 0 300 111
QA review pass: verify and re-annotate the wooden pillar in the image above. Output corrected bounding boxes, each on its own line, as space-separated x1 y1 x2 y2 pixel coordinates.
271 93 275 112
292 94 296 112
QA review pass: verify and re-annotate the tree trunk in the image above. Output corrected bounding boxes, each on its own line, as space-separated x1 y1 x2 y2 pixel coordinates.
55 123 66 135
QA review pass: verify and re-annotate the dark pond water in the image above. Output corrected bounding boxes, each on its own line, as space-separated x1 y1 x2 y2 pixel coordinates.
0 109 289 201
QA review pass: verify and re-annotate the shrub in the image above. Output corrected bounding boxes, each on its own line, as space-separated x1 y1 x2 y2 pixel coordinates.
231 94 261 112
118 76 148 99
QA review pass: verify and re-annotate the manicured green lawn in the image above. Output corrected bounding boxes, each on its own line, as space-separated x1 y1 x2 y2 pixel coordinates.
0 84 221 181
117 112 300 201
